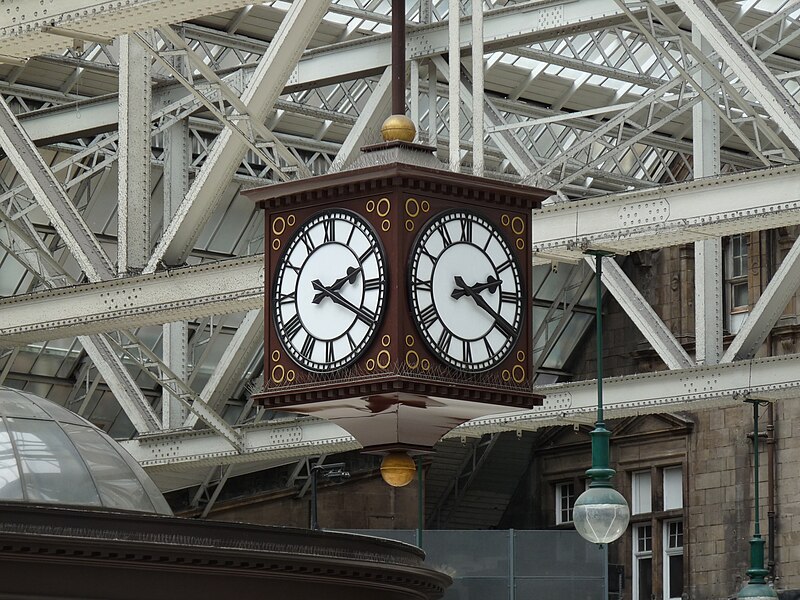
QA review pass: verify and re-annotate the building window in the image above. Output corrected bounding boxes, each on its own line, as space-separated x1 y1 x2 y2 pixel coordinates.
555 482 575 524
632 470 652 515
663 519 684 600
633 524 653 600
725 234 749 333
663 466 683 510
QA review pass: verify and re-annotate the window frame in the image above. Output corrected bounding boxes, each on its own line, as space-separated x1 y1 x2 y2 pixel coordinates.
554 481 576 525
724 233 750 333
662 519 684 600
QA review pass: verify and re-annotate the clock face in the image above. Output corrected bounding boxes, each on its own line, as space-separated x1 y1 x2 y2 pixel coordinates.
272 209 387 373
408 210 524 372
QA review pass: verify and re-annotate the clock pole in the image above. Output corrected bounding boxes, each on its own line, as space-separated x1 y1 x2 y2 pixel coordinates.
392 0 405 117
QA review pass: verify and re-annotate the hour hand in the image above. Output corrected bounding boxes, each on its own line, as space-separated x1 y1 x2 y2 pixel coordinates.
311 280 375 325
452 276 516 338
312 265 363 304
451 275 501 300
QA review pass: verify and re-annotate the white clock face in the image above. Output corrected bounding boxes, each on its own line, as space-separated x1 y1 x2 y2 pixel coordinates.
408 210 523 372
273 209 387 372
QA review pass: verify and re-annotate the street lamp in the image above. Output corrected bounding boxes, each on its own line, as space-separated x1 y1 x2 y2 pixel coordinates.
310 462 350 530
572 252 630 546
737 399 777 599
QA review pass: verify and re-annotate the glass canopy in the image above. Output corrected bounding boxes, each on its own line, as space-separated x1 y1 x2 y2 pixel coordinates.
0 387 171 515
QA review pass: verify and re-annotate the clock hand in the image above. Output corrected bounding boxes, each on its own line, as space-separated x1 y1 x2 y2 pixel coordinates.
312 265 363 304
311 280 375 325
452 276 516 338
450 275 501 300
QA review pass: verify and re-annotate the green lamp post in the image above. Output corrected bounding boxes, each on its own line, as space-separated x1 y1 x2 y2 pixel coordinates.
737 399 777 599
572 251 630 545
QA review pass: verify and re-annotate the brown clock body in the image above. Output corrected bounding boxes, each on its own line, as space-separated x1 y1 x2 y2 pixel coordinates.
245 143 550 452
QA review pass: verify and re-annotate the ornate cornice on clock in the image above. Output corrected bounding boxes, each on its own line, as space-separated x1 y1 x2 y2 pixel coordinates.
243 150 548 211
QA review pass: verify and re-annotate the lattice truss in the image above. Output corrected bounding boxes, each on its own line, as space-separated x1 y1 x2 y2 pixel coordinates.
0 0 798 490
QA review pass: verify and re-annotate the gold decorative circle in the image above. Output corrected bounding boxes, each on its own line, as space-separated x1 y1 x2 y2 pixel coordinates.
287 369 296 382
405 335 415 347
381 219 391 232
377 350 391 369
516 350 526 362
405 350 420 370
271 364 285 384
516 238 525 250
405 198 420 218
271 350 281 363
511 216 525 235
366 199 376 213
272 216 286 236
287 214 296 226
501 369 511 382
421 200 430 213
381 335 391 347
501 214 510 227
421 358 431 371
366 358 376 371
377 197 391 217
272 238 281 251
512 365 526 384
405 219 415 232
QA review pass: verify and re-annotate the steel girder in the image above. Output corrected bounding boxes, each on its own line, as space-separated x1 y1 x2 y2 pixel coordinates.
121 352 800 467
0 256 263 344
533 165 800 263
0 0 254 60
144 0 331 271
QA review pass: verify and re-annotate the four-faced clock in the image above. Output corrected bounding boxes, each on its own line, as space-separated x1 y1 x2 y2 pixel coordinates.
272 209 387 372
407 210 524 372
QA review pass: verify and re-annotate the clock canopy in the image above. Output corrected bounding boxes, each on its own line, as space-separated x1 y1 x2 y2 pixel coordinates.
245 140 550 453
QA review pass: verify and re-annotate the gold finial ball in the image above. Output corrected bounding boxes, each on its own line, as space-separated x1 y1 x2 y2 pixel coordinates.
381 114 416 143
380 451 417 487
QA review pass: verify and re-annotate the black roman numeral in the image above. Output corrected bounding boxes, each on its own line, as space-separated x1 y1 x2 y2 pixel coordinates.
346 332 356 350
484 337 494 356
301 334 316 358
301 231 316 254
438 329 453 353
364 277 382 291
496 259 513 273
358 247 373 264
419 304 438 327
438 224 453 248
501 291 517 304
460 219 473 243
278 291 297 305
414 277 432 292
323 219 335 243
325 341 335 363
463 340 473 363
284 314 303 339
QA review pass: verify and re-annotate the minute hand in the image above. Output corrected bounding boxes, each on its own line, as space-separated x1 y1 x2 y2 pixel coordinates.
311 280 375 325
453 276 516 338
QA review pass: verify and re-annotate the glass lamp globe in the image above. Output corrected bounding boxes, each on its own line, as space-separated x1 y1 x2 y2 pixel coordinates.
572 486 630 545
737 583 778 600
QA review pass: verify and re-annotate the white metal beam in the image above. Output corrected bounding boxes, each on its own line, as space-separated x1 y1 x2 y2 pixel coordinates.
0 0 254 60
587 256 693 370
329 68 392 173
456 352 800 436
0 256 263 344
532 165 800 263
723 235 800 363
0 94 114 282
183 309 265 429
117 33 152 274
692 29 723 365
144 0 330 271
124 351 800 468
122 417 358 470
674 0 800 150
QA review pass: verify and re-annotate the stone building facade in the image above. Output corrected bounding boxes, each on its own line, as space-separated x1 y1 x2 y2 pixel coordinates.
515 233 800 600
